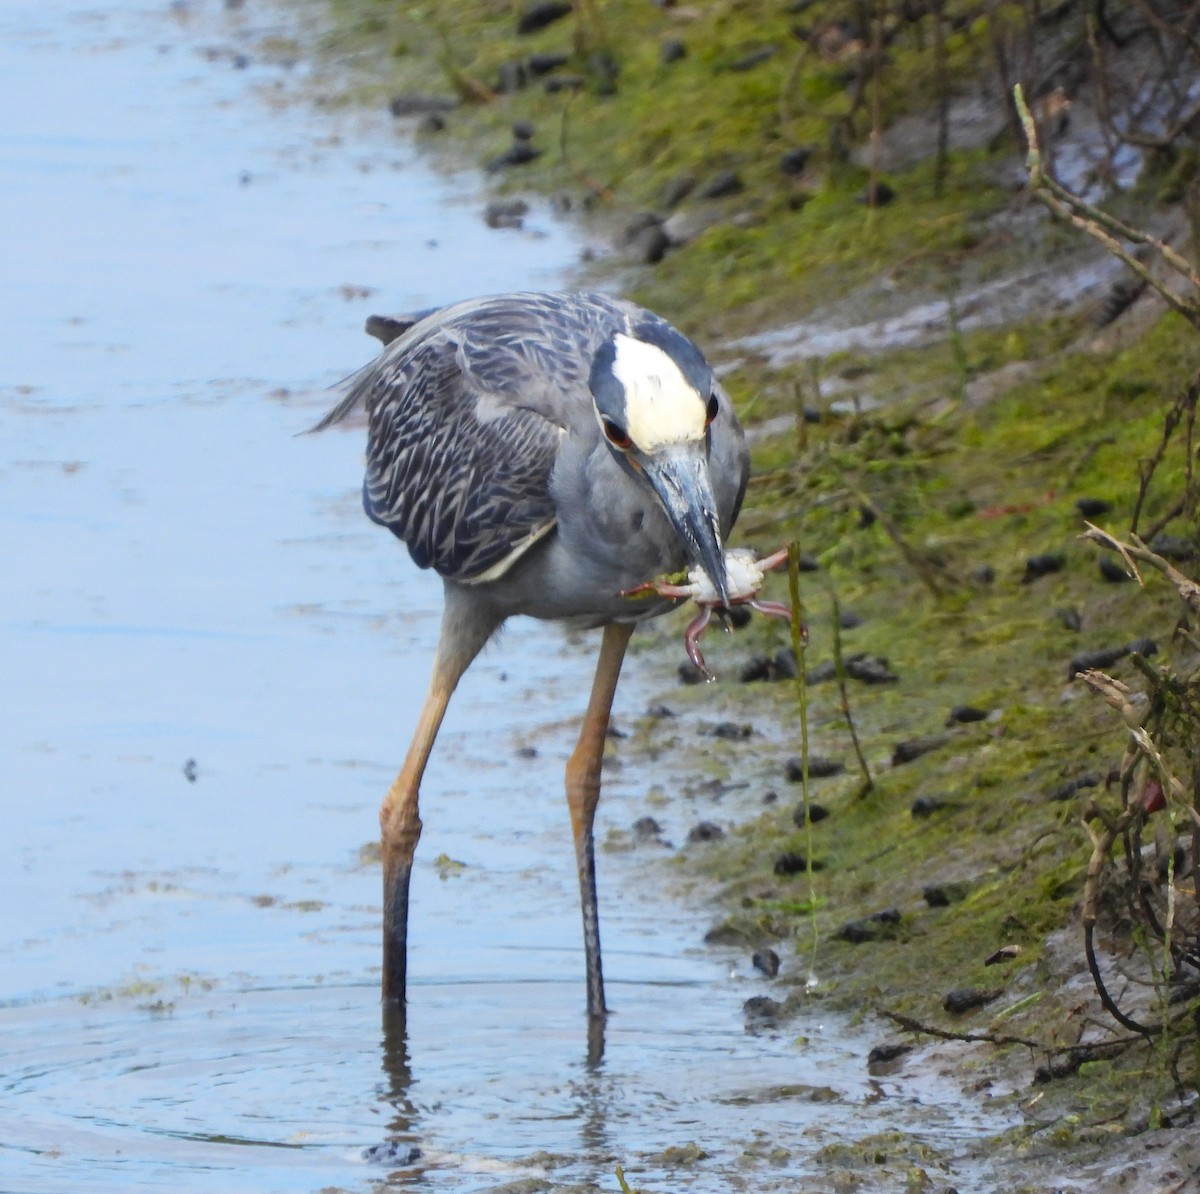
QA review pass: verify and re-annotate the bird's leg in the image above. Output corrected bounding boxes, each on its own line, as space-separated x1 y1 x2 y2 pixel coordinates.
380 595 499 1008
565 621 634 1023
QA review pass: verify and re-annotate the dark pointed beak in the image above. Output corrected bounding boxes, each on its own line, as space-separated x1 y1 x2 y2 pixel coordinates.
640 443 730 607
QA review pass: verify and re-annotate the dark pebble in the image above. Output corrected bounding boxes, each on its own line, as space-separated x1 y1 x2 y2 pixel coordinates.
1098 555 1131 583
1023 552 1066 581
183 758 198 783
743 994 784 1020
797 551 820 571
739 650 797 683
1075 496 1112 518
763 789 777 804
486 142 542 172
710 721 753 740
946 704 988 725
780 146 813 175
631 222 670 264
837 908 901 943
892 734 950 765
942 987 1003 1015
729 44 778 71
622 211 663 242
1068 636 1157 678
687 820 725 843
922 880 969 906
846 654 898 684
785 755 844 781
1034 1052 1092 1084
483 199 529 229
1048 771 1101 802
696 169 744 199
511 119 536 141
660 37 687 64
911 796 951 818
805 660 837 684
867 1041 912 1066
526 51 569 75
1058 606 1083 631
1094 275 1147 327
973 564 996 585
858 503 877 528
678 661 706 685
774 851 822 875
515 745 538 759
632 815 663 841
856 179 895 206
416 112 446 135
1149 532 1196 561
726 604 753 629
543 73 586 93
645 703 675 718
792 802 829 827
517 1 572 35
839 610 863 630
752 947 781 978
364 1142 422 1164
388 93 458 117
661 173 696 208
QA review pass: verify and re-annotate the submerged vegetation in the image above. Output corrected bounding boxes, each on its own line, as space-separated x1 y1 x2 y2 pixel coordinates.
295 0 1200 1170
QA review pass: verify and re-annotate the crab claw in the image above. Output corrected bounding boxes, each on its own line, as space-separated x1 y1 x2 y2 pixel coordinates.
684 607 715 679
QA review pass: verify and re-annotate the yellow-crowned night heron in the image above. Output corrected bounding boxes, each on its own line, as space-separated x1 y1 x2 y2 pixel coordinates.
316 291 749 1023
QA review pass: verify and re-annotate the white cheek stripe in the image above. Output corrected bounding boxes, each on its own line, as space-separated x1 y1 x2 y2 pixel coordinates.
611 334 706 451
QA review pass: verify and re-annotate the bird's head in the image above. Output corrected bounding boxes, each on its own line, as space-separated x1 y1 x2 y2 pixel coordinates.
589 322 731 606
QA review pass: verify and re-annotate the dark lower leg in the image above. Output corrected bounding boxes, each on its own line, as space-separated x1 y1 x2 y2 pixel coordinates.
565 622 634 1022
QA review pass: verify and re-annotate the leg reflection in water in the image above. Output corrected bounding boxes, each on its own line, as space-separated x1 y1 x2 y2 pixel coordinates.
363 1007 423 1170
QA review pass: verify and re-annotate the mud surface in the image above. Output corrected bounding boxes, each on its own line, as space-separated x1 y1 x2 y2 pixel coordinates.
1 2 1020 1191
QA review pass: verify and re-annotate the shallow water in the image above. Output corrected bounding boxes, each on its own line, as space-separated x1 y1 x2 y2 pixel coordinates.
1 2 1016 1190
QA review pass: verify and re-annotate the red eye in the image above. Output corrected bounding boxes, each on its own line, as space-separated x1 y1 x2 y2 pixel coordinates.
705 394 719 426
603 418 633 450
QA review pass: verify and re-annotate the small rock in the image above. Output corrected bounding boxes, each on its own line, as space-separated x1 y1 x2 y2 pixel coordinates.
526 51 569 75
661 207 721 247
543 73 586 93
182 758 198 783
687 820 725 843
856 179 895 206
1048 771 1101 802
743 994 784 1020
661 173 696 208
696 169 744 199
1023 552 1066 581
678 661 706 685
388 93 458 117
416 112 446 135
892 734 950 765
1069 636 1157 678
739 651 796 683
946 704 988 725
517 1 572 35
483 198 529 229
763 789 778 804
973 564 996 585
515 745 538 759
632 815 663 841
774 851 822 875
922 880 969 906
645 703 675 718
805 661 837 684
792 802 829 827
486 142 542 172
752 947 781 978
511 119 536 142
660 37 687 64
867 1041 912 1066
1149 532 1196 561
1057 606 1083 632
942 987 1003 1015
710 721 753 740
911 796 951 818
838 610 863 630
364 1141 422 1164
846 654 898 684
985 944 1022 966
780 146 813 175
1098 555 1131 583
1075 496 1112 518
631 222 670 264
785 755 844 781
837 908 901 943
727 605 753 629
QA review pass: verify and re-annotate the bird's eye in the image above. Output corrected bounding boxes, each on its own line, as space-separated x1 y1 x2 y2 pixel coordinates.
705 393 720 425
602 418 633 450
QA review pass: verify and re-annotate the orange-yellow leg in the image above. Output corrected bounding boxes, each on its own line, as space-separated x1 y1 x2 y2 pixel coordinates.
381 595 498 1007
565 621 635 1021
